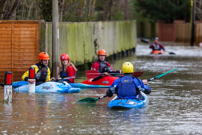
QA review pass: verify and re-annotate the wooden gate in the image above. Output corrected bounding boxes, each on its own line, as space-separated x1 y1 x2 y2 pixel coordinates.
0 20 39 82
157 23 176 42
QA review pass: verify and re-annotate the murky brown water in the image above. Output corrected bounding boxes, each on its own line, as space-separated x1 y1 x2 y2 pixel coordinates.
1 43 202 134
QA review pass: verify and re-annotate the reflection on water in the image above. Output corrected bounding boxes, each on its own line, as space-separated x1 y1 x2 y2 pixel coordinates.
0 43 202 134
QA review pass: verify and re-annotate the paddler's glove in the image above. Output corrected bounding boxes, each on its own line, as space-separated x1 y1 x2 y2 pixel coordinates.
138 86 145 92
106 85 116 97
138 86 151 94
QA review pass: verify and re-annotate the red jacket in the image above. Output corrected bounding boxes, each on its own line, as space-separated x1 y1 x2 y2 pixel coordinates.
66 66 76 83
149 43 165 51
91 61 112 73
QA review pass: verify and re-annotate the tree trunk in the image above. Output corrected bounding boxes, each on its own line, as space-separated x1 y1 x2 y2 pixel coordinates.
27 2 35 19
88 0 96 17
103 0 112 21
0 0 7 19
124 0 128 20
3 0 21 20
59 0 64 22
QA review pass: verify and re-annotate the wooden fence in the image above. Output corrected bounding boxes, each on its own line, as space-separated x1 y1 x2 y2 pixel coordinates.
175 23 191 44
195 23 202 46
0 20 39 82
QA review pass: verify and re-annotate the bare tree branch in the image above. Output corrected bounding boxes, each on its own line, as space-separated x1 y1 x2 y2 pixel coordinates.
0 0 8 19
5 0 21 20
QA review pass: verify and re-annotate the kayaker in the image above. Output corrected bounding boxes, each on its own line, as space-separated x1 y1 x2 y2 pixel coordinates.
90 49 122 81
22 52 55 86
106 62 151 99
149 37 165 51
58 53 77 83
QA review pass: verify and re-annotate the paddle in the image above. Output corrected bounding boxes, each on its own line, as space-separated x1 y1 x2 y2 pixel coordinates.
0 83 4 87
55 76 75 82
85 70 143 79
140 38 150 43
77 68 178 103
165 51 176 55
147 68 178 81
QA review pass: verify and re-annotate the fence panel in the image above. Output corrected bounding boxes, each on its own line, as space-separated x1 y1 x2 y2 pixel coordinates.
195 23 202 46
175 23 191 44
0 21 39 82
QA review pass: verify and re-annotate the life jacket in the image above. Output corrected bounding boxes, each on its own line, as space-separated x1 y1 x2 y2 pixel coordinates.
35 63 48 86
60 68 68 78
98 60 111 73
117 76 142 99
60 67 76 79
153 43 161 50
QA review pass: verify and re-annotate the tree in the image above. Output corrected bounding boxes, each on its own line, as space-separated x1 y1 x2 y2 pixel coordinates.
59 0 65 22
134 0 191 23
103 0 112 21
36 0 52 22
0 0 21 20
16 0 40 20
196 0 202 20
63 0 96 22
124 0 128 20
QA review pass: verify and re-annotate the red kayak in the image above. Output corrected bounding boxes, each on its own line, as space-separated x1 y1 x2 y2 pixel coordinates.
150 50 164 54
81 76 118 86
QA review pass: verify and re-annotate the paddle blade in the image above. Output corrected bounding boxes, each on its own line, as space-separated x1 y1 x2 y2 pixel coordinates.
169 52 176 55
77 97 99 103
0 83 4 87
141 38 150 43
132 71 143 78
86 70 100 79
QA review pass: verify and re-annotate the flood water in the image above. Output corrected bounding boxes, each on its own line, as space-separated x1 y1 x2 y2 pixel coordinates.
1 43 202 134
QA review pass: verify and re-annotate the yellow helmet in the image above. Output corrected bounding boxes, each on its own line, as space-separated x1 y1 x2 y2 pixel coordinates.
122 62 133 74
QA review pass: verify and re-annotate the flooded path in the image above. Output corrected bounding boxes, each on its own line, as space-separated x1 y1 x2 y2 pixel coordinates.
1 43 202 134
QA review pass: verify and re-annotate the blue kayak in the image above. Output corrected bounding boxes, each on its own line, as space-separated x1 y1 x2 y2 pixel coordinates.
12 81 29 88
69 83 109 88
12 81 110 88
108 92 149 109
14 81 81 93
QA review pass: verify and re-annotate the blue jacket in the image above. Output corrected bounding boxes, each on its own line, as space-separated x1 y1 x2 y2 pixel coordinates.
109 75 151 99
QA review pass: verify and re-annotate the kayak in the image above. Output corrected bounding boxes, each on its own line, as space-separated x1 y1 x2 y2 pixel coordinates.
12 76 118 88
13 81 29 88
81 76 118 86
150 50 164 54
70 83 110 88
12 81 110 88
14 81 81 93
108 92 149 109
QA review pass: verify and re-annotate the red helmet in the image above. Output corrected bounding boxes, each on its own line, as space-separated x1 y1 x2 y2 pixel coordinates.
60 54 69 62
38 52 50 61
98 49 106 56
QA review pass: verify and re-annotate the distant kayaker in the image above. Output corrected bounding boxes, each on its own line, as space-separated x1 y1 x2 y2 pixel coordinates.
90 49 122 81
106 62 151 99
22 52 55 86
58 53 77 83
149 37 165 51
